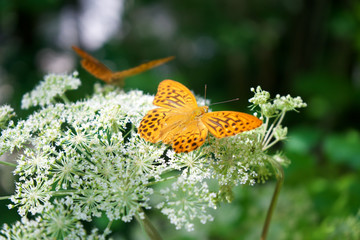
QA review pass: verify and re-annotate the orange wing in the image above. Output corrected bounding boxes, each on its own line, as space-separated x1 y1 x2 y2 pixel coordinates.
138 108 173 143
72 46 174 86
112 56 174 80
138 107 209 153
201 111 262 138
153 80 198 110
170 120 208 153
72 46 114 83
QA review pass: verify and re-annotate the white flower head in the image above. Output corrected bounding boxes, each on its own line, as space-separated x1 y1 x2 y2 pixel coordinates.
249 86 271 105
21 72 81 109
273 94 307 112
0 105 15 129
156 176 216 231
11 177 53 216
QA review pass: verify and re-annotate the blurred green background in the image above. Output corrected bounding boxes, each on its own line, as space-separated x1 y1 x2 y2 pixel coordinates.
1 0 360 239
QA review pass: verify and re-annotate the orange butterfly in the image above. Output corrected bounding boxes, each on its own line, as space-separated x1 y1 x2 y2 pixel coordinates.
72 46 174 86
138 80 262 153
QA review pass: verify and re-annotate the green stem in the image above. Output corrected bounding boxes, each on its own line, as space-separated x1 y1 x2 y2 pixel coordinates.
135 209 163 240
260 161 284 240
262 117 277 147
262 111 286 150
0 195 11 200
60 95 71 104
105 220 113 235
262 139 279 151
0 160 16 167
145 175 176 187
260 117 269 143
50 190 78 196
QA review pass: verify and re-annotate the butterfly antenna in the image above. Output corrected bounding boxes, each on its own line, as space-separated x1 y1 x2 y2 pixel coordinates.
203 84 211 145
209 98 240 106
204 84 207 106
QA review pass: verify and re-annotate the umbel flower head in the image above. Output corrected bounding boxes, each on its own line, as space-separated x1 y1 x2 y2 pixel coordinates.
0 73 306 238
21 72 81 109
0 105 15 129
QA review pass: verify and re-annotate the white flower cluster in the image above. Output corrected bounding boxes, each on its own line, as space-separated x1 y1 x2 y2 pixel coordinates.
0 105 15 129
249 86 307 117
249 86 307 151
156 177 217 231
21 72 81 109
1 199 109 240
0 73 306 238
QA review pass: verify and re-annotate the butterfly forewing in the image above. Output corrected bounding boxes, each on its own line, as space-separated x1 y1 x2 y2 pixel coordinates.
112 56 174 80
201 111 262 138
72 46 114 83
153 80 198 110
73 46 174 85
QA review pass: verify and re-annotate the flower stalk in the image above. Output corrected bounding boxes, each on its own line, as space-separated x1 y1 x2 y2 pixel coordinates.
0 195 11 201
0 160 16 168
136 209 163 240
261 161 284 240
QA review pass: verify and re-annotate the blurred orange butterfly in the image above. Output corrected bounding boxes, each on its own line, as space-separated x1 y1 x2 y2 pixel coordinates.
138 80 262 153
72 46 174 86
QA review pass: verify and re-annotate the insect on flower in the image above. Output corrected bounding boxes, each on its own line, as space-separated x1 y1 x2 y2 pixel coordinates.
138 80 263 153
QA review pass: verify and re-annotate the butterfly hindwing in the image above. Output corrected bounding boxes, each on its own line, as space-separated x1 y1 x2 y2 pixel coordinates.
153 80 198 110
138 108 172 143
201 111 262 138
171 120 208 153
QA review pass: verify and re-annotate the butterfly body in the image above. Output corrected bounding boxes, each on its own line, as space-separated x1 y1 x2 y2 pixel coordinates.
138 80 262 153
